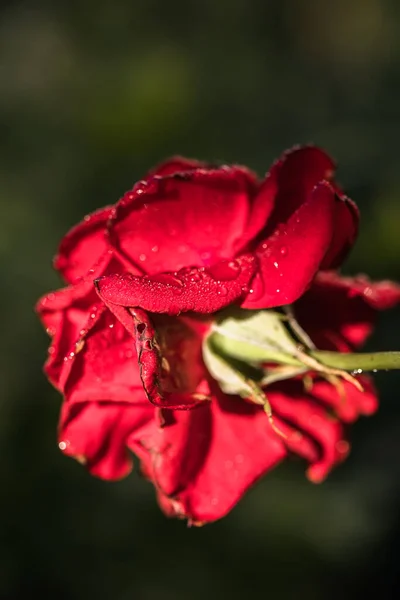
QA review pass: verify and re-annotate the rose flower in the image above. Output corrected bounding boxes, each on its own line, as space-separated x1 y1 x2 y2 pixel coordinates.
36 147 400 524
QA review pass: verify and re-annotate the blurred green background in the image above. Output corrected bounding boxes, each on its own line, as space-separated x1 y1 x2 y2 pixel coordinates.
1 0 400 598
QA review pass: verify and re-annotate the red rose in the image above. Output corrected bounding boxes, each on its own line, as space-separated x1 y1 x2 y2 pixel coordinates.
36 147 400 523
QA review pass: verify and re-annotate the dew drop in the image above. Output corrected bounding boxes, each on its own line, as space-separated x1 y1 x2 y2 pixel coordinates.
372 369 378 373
351 368 363 375
273 261 279 269
46 326 56 336
190 271 202 282
228 259 240 271
59 441 68 451
208 260 242 281
218 285 228 296
48 346 55 355
109 323 114 329
172 285 184 296
276 288 280 293
336 440 350 455
280 246 288 256
151 245 159 253
139 253 147 262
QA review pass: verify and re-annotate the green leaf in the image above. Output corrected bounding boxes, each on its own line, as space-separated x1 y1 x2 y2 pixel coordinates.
202 336 264 402
211 309 302 366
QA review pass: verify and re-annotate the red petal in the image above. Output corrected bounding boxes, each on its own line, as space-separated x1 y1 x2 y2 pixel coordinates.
136 391 286 523
107 168 256 274
269 381 345 483
262 146 336 223
63 308 144 404
309 376 378 423
95 254 257 315
147 156 209 177
295 271 400 351
242 182 335 309
54 207 113 284
59 400 154 480
321 192 359 269
129 308 211 410
36 253 118 390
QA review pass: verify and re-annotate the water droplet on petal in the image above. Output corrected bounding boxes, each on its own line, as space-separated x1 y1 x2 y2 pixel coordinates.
190 271 202 282
109 323 114 329
336 440 350 455
48 346 55 355
273 261 279 269
46 326 56 336
218 285 228 296
151 245 159 253
280 246 288 256
208 260 242 281
59 441 68 451
139 253 147 262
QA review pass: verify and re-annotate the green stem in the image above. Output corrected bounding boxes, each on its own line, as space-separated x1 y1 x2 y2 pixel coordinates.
210 331 400 372
311 350 400 372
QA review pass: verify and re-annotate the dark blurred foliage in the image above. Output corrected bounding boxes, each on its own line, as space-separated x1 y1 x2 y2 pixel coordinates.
1 0 400 598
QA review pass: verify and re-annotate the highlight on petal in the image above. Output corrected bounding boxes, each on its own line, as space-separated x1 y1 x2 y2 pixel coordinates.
107 167 257 274
295 271 400 352
54 206 113 284
95 254 257 315
242 181 336 309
